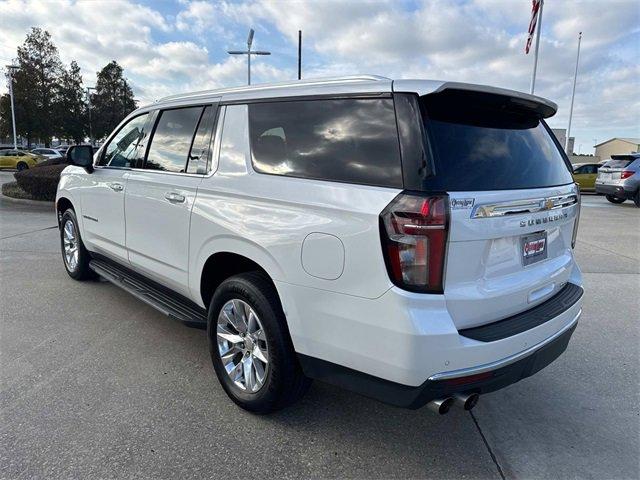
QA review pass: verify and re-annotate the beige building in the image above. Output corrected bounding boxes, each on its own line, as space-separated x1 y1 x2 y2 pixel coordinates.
594 138 640 160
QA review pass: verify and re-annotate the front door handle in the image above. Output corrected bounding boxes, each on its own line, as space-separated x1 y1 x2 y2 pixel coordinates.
164 191 186 203
108 182 124 192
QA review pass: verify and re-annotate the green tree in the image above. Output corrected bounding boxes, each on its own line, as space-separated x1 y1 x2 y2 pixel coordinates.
12 27 63 146
0 92 12 141
91 61 137 140
54 61 87 143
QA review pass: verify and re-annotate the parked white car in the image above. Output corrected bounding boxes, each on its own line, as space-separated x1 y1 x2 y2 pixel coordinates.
56 75 583 414
31 147 63 159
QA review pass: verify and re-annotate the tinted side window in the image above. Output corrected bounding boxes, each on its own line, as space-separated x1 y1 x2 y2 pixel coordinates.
100 113 149 167
145 107 203 173
186 105 216 174
248 98 402 188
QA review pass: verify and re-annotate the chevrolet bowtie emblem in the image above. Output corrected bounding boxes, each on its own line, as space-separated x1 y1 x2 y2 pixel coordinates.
544 198 554 210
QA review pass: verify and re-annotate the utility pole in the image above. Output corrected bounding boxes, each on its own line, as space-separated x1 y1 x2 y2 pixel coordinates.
228 29 271 85
565 32 582 154
86 86 96 146
298 30 302 80
5 65 20 149
530 0 544 94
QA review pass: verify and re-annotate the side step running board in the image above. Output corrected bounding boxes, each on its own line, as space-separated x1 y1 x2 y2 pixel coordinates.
89 259 208 329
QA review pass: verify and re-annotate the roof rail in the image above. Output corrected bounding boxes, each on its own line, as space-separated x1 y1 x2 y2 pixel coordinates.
158 74 391 102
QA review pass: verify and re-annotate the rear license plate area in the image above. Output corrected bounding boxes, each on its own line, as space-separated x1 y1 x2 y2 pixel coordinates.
521 231 547 266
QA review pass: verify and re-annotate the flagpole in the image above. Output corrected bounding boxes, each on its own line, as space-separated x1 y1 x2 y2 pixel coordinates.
530 0 544 94
565 32 582 154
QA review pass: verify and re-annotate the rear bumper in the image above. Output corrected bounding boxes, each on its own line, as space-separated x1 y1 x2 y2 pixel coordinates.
299 314 578 408
595 182 636 199
278 260 583 392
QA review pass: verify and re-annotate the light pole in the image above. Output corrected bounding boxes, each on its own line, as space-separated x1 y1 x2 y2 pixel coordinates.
565 32 582 154
228 29 271 85
5 65 20 149
86 86 96 145
298 30 302 80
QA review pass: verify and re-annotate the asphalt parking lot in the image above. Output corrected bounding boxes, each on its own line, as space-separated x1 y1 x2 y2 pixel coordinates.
1 170 638 479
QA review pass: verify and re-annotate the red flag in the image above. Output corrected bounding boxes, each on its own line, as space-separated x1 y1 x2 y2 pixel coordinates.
525 0 542 54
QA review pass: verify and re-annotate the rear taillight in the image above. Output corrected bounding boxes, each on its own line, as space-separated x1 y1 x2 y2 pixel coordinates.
621 170 634 179
572 183 581 249
380 193 449 293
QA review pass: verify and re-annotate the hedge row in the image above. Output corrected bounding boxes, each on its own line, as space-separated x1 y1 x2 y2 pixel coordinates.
14 164 68 201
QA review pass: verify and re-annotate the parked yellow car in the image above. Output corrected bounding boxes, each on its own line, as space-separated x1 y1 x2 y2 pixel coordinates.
0 150 43 171
572 163 600 192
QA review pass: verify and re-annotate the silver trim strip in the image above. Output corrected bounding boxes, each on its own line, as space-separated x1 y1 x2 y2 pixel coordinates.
427 309 581 381
471 194 577 218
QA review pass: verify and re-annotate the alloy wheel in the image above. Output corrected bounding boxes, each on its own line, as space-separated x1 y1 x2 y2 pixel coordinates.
63 219 79 272
216 299 269 393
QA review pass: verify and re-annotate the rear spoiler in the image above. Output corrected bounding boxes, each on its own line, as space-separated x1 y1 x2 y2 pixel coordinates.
392 80 558 119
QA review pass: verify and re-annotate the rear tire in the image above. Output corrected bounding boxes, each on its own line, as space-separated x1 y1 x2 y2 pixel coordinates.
605 194 625 204
60 209 94 280
207 271 311 413
16 162 28 171
634 190 640 208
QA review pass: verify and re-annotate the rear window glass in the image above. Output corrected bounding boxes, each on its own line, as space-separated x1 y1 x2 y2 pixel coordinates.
248 98 402 188
418 92 573 191
602 158 634 168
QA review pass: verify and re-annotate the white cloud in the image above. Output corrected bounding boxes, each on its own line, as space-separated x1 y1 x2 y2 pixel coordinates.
2 0 638 151
249 0 640 151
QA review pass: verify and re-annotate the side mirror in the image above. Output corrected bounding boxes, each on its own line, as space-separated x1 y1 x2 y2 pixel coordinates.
67 145 94 173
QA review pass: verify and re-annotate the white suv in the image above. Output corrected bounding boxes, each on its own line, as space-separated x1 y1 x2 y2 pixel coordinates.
57 76 583 414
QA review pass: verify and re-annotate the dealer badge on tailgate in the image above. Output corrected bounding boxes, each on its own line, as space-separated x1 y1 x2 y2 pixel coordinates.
521 231 547 266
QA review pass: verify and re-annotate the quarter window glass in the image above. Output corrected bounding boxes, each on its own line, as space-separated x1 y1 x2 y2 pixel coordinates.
248 98 402 188
146 107 203 173
186 106 216 174
100 113 149 167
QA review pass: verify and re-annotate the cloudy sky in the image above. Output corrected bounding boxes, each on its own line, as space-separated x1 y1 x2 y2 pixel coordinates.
1 0 638 153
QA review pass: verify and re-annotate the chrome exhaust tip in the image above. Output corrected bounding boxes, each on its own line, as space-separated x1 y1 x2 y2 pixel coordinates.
453 392 480 411
426 397 454 415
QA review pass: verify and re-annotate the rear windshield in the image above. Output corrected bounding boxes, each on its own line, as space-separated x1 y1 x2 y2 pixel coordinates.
418 91 573 191
602 157 636 168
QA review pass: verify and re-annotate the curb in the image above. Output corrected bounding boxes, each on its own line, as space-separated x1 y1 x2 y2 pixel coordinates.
1 193 54 206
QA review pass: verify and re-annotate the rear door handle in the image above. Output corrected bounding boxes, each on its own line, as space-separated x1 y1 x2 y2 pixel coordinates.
108 182 124 192
164 191 186 203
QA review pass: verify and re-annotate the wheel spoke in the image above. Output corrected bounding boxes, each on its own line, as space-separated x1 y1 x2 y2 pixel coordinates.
217 325 243 345
242 355 254 391
219 345 239 365
221 307 245 335
247 311 258 334
253 355 266 386
230 299 248 333
227 359 243 379
252 345 268 364
254 329 266 342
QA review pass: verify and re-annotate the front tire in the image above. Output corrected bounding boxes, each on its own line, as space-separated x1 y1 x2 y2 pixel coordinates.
605 194 625 204
207 271 311 413
16 162 28 171
60 209 93 280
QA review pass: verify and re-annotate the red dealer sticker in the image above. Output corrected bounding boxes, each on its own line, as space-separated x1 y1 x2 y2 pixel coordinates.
521 231 548 266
